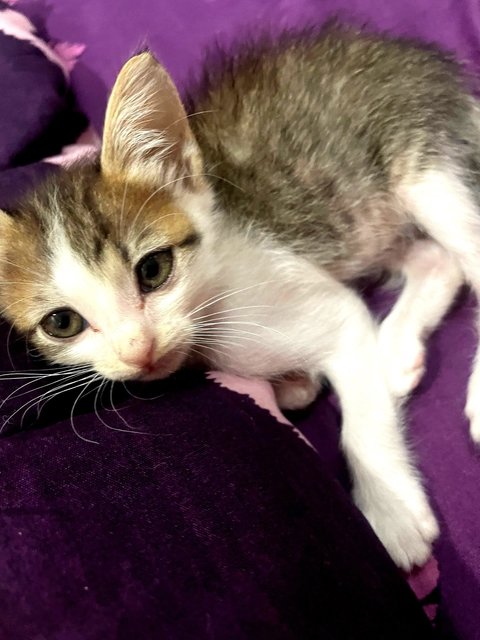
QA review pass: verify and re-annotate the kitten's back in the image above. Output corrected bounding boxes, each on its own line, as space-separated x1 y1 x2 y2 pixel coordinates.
189 25 479 278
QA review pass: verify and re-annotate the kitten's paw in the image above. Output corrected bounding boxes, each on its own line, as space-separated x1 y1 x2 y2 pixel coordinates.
274 375 321 410
356 486 439 571
379 325 425 398
469 416 480 444
465 384 480 443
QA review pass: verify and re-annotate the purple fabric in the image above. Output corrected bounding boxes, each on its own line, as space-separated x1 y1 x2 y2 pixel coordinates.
0 363 434 639
25 0 480 132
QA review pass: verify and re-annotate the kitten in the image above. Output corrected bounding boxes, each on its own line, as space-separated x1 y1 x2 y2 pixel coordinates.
3 23 480 570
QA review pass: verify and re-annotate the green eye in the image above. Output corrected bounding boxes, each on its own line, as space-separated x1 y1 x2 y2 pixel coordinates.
40 308 87 339
136 249 174 293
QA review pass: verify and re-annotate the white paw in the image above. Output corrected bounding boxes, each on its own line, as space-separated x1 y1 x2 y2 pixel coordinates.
355 483 439 571
274 375 321 410
469 415 480 444
465 381 480 443
379 324 425 398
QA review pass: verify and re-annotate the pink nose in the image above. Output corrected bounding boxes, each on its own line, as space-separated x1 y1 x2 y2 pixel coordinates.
117 337 156 369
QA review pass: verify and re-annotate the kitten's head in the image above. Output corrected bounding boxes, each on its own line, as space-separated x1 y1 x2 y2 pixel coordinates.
0 53 217 380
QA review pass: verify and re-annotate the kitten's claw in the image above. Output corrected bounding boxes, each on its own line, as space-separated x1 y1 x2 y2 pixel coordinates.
274 375 321 410
356 485 439 571
379 325 425 398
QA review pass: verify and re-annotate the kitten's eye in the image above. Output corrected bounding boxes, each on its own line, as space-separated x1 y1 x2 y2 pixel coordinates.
40 308 87 339
136 249 174 293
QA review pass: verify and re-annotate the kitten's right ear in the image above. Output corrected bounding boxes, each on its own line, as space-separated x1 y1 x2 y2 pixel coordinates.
101 52 203 187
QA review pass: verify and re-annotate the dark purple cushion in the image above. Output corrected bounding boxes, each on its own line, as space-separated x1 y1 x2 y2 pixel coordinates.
1 364 434 640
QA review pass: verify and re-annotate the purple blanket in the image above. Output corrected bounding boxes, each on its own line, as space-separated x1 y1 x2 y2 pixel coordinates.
1 0 480 637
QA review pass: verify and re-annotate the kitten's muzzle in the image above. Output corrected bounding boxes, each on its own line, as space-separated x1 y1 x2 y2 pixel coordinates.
137 349 186 381
113 322 185 380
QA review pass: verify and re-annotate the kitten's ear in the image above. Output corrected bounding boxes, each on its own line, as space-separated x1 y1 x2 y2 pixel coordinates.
101 52 202 186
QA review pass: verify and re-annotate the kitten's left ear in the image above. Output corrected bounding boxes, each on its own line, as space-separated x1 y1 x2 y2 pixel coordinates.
101 52 203 187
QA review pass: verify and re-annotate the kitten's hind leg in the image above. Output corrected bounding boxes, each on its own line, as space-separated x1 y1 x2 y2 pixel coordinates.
398 166 480 441
379 239 463 397
273 373 322 410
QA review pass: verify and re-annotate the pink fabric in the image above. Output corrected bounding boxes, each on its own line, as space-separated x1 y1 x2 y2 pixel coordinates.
407 557 440 620
52 41 86 72
44 126 100 166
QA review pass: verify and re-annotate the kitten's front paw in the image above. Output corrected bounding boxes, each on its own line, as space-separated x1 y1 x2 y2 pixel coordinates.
273 375 321 410
379 323 425 398
356 486 439 571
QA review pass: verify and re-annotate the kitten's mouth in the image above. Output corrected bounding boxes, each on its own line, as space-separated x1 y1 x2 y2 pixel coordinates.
137 349 186 381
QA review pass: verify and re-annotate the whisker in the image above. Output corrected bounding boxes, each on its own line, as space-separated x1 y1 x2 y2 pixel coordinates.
0 258 38 277
190 342 233 360
188 281 275 318
194 320 268 330
119 179 130 236
165 109 218 132
6 324 16 370
69 376 101 444
190 304 271 323
1 373 96 434
93 378 154 435
194 332 266 348
0 371 73 408
107 380 135 431
129 170 246 238
0 296 39 315
30 373 97 423
2 367 92 407
129 212 179 246
202 172 246 193
0 363 92 381
0 281 39 286
121 381 164 401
